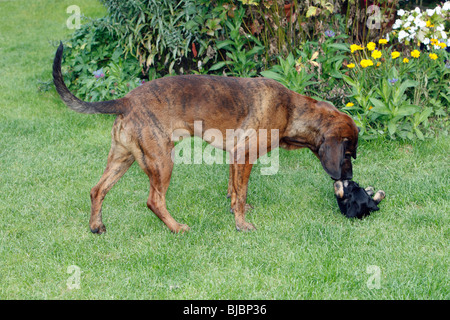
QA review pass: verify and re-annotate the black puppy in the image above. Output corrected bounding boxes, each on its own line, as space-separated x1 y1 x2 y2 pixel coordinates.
334 180 385 219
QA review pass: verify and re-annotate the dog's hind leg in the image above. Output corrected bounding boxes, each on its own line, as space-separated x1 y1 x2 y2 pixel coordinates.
134 138 190 233
89 141 135 234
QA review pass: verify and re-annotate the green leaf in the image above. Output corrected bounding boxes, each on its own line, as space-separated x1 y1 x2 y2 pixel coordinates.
306 6 318 17
388 120 397 136
396 105 420 116
440 92 450 103
418 107 433 123
215 40 235 49
185 20 198 31
414 127 424 140
370 107 391 115
326 43 350 52
246 46 263 57
394 80 418 104
260 70 285 82
406 132 414 140
369 97 389 113
342 75 357 88
329 70 343 79
209 61 227 71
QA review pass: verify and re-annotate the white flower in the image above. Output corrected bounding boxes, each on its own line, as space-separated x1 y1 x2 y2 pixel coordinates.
404 21 411 28
407 15 414 22
398 30 409 42
393 19 402 29
426 9 435 16
435 6 441 15
415 19 426 28
414 7 421 14
441 31 448 39
397 9 405 16
423 38 430 45
443 2 450 11
436 25 444 32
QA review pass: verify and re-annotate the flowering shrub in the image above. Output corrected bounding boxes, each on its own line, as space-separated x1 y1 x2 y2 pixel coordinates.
391 2 450 48
342 35 449 140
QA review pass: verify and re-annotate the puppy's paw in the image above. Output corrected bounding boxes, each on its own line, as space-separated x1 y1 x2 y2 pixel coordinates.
334 180 344 198
365 186 375 196
373 190 386 204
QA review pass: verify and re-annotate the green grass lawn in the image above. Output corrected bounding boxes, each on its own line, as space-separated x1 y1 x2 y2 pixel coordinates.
0 0 448 300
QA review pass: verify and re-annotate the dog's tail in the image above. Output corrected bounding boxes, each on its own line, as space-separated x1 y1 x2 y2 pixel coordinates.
52 42 127 114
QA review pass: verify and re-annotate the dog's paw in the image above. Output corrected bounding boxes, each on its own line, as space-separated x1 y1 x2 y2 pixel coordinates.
175 223 190 234
236 221 256 232
90 223 106 234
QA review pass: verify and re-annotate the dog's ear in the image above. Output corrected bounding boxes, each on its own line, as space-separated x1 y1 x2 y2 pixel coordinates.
318 136 344 180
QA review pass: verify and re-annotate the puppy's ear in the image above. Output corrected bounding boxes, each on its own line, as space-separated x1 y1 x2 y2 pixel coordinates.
319 136 344 180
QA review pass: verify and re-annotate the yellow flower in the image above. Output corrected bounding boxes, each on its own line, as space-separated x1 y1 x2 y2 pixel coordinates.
369 106 374 110
240 0 258 5
350 44 364 53
403 58 409 63
378 39 388 45
371 50 382 59
430 39 439 46
367 42 376 51
346 102 354 107
411 50 420 58
391 51 400 59
346 63 356 69
376 62 381 67
438 42 447 49
426 21 435 28
429 53 438 60
360 59 374 68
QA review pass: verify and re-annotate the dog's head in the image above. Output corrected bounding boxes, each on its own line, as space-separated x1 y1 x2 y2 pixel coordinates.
280 98 359 180
318 112 359 181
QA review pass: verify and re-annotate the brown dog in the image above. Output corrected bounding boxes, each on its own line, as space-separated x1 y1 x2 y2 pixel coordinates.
53 42 359 233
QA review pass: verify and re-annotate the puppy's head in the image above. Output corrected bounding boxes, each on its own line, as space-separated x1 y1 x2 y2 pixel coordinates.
334 180 384 219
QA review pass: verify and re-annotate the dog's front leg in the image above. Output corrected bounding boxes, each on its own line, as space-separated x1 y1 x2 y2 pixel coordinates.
230 162 256 231
227 165 233 198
